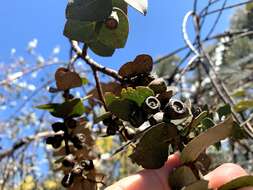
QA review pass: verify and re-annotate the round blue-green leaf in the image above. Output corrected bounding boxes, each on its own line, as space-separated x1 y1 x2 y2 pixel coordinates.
97 8 129 48
66 0 112 22
64 19 97 43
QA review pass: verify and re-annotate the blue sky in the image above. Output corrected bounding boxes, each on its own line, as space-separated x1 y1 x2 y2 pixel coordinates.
0 0 240 70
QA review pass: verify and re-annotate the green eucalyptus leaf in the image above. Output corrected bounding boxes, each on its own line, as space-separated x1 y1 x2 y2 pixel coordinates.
121 86 154 106
105 92 120 106
191 111 208 128
51 98 86 118
218 175 253 190
35 103 59 112
64 19 97 43
129 122 177 169
181 116 235 164
234 100 253 112
97 7 129 49
231 89 246 98
107 99 137 121
66 0 112 21
88 40 115 57
94 112 112 123
217 104 231 119
124 0 148 15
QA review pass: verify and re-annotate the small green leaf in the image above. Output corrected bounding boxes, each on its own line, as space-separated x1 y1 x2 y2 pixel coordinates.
234 100 253 112
218 175 253 190
121 86 154 106
124 0 148 15
217 104 231 119
64 20 97 43
66 0 112 21
94 112 112 123
181 116 235 164
191 111 208 128
51 98 86 118
81 77 89 85
231 89 246 98
35 103 59 111
129 123 177 169
97 7 129 49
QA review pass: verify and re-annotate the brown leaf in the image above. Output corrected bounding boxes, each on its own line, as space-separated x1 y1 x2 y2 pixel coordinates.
181 116 235 164
118 54 153 78
55 67 82 90
88 82 122 105
183 179 210 190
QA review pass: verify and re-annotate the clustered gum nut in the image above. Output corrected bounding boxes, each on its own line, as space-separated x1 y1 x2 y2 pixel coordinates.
62 154 76 167
148 78 167 94
61 172 74 188
142 96 161 114
71 133 86 149
81 160 94 171
164 99 189 120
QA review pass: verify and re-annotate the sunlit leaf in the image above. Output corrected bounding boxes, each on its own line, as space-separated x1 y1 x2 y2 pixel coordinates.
124 0 148 15
181 116 235 163
234 100 253 112
121 86 154 106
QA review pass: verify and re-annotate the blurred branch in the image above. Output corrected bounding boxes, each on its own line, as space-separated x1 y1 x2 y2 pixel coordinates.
0 131 64 161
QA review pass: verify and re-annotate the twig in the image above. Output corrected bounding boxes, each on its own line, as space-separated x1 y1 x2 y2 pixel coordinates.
204 0 253 16
71 41 123 82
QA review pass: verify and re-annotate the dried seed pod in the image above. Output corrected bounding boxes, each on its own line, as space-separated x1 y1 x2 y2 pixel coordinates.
164 99 189 120
81 160 94 171
71 133 86 149
65 118 78 129
62 154 76 167
51 122 65 132
148 78 167 94
142 96 161 114
129 108 147 128
72 164 84 175
157 90 173 109
61 173 74 188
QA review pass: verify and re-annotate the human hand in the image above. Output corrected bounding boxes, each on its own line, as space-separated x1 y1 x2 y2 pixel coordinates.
105 153 253 190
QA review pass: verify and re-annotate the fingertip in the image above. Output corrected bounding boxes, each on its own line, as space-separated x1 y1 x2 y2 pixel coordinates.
204 163 248 189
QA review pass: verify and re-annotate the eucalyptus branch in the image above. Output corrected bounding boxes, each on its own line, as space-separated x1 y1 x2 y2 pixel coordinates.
70 41 123 82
